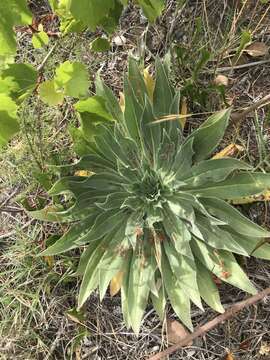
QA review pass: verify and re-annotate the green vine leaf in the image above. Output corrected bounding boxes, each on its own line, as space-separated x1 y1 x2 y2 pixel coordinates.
39 80 64 106
0 0 32 56
32 25 49 49
0 94 19 147
55 61 90 98
136 0 165 22
90 37 111 52
1 63 38 100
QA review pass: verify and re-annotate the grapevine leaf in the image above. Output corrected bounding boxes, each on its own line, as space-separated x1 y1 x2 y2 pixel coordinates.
0 0 32 55
136 0 165 22
70 0 115 30
75 96 114 121
55 61 90 98
90 37 111 52
39 80 64 106
32 25 49 49
0 94 19 147
1 63 38 100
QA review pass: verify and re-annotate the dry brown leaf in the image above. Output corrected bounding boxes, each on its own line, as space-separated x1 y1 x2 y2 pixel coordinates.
66 308 85 325
166 319 192 346
231 190 270 205
44 256 54 268
245 42 269 57
212 143 244 159
153 113 193 125
119 91 125 112
259 342 270 355
180 97 188 128
110 271 124 296
75 346 81 360
239 338 251 350
74 170 92 177
143 66 155 102
224 352 235 360
214 75 229 87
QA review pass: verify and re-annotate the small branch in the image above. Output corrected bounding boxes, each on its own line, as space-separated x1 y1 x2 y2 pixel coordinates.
0 188 19 209
0 206 24 213
147 287 270 360
0 219 34 240
215 59 270 73
231 93 270 123
37 42 58 72
44 319 65 360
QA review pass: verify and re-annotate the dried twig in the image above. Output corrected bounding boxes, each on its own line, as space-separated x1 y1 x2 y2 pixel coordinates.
0 188 19 210
147 287 270 360
0 219 34 240
231 93 270 124
215 59 270 72
37 42 58 72
44 319 65 360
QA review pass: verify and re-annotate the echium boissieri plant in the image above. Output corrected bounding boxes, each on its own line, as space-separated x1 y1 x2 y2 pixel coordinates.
33 57 270 334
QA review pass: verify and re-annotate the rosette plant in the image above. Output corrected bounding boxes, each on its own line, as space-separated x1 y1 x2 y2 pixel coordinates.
35 58 270 334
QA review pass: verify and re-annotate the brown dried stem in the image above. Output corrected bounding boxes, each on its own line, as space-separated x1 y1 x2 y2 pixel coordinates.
231 93 270 124
147 287 270 360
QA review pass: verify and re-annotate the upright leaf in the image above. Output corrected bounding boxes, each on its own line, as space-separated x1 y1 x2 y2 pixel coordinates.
187 109 231 162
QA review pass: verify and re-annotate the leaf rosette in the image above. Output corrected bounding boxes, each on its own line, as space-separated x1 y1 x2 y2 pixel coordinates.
34 58 270 334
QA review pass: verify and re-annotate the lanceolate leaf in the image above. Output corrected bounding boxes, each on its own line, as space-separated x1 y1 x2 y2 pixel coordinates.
196 215 249 255
95 73 124 122
40 212 99 256
163 242 203 309
191 239 257 295
128 251 153 334
188 172 270 199
153 57 174 117
182 158 251 187
78 237 110 308
99 241 130 300
196 260 224 313
162 254 193 330
151 282 166 320
187 109 231 162
127 58 148 107
200 197 270 238
172 137 194 179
